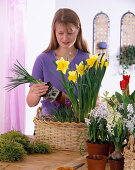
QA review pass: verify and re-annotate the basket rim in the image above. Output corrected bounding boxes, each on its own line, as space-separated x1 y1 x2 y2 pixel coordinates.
33 116 87 128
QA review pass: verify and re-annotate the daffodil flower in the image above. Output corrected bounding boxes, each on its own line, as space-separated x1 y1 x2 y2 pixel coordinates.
86 54 98 68
56 57 69 74
101 56 108 69
68 71 77 83
76 62 86 76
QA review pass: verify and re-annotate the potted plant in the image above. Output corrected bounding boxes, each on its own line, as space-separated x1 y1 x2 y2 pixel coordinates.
78 102 111 156
116 45 135 74
103 75 135 170
106 109 128 170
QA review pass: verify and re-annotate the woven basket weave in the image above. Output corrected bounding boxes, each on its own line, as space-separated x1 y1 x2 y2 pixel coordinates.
33 107 88 151
124 135 135 170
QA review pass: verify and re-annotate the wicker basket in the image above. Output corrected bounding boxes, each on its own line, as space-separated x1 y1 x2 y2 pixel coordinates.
33 107 88 152
124 135 135 170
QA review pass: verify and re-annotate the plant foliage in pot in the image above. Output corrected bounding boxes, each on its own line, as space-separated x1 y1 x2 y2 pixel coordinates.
78 102 111 156
107 109 128 170
116 45 135 74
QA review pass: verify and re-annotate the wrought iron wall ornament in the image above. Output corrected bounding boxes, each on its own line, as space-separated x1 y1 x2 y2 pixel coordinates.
120 11 135 54
93 12 110 61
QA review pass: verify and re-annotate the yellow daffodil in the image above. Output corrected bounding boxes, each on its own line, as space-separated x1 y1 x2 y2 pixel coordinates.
56 57 69 74
76 62 86 76
104 61 108 67
86 54 98 68
100 55 108 69
68 71 77 82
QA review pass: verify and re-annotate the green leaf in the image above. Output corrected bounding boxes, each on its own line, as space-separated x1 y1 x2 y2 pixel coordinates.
115 92 123 103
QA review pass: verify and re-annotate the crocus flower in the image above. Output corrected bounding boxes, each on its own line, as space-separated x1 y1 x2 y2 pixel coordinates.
65 98 71 107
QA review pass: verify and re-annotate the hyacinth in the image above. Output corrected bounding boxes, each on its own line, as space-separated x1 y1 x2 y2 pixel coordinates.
106 111 122 135
88 102 111 120
56 57 69 74
123 103 135 135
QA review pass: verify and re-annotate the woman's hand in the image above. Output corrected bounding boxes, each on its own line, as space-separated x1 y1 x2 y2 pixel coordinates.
26 82 49 107
30 83 48 97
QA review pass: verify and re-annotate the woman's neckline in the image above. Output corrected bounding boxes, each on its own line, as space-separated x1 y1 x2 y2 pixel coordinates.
52 49 78 64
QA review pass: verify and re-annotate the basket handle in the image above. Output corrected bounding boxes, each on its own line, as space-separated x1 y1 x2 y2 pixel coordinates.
36 107 42 119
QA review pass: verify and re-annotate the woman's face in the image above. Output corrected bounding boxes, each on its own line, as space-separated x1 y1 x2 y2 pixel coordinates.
55 22 79 49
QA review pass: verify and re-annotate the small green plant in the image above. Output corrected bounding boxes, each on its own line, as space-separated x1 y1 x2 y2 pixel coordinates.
51 99 74 123
116 45 135 73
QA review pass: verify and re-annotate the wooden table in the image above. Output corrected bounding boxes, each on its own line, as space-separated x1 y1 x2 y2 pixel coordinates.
0 150 110 170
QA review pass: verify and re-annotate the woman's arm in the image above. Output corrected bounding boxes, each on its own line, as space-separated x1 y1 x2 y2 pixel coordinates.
26 83 48 107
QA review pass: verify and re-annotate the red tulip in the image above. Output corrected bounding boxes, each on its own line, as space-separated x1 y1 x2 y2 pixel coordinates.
120 80 128 90
123 75 130 84
127 90 129 96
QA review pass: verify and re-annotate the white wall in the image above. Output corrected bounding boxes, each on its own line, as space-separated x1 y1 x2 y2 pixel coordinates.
25 0 55 135
25 0 135 135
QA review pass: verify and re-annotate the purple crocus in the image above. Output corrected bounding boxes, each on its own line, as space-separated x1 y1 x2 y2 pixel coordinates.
65 98 71 107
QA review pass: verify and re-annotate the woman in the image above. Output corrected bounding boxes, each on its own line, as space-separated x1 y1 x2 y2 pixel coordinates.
26 8 90 115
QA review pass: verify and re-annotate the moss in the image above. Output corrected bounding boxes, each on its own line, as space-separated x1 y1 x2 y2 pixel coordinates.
0 130 30 151
27 141 53 154
0 130 53 162
0 138 26 162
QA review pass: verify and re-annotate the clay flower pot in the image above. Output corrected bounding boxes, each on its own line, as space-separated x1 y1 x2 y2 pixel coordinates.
109 159 124 170
86 155 107 170
86 141 110 156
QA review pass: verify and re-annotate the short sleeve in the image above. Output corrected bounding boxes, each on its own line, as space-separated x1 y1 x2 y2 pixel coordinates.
29 55 44 86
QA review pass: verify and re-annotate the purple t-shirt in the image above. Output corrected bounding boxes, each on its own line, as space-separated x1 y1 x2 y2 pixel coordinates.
31 49 89 115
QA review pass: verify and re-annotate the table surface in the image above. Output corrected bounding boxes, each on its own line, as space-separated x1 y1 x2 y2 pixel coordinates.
0 150 110 170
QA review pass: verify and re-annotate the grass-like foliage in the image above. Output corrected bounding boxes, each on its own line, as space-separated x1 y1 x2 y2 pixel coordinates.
5 60 43 91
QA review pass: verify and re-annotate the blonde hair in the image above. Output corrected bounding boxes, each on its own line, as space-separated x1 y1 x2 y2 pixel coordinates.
43 8 90 53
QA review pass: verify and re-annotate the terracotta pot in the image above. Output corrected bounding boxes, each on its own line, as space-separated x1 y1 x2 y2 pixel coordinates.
109 159 124 170
109 142 115 154
86 155 107 170
86 141 110 156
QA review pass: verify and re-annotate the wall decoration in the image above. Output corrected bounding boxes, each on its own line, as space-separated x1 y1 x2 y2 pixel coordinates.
118 11 135 73
120 11 135 53
93 12 110 61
